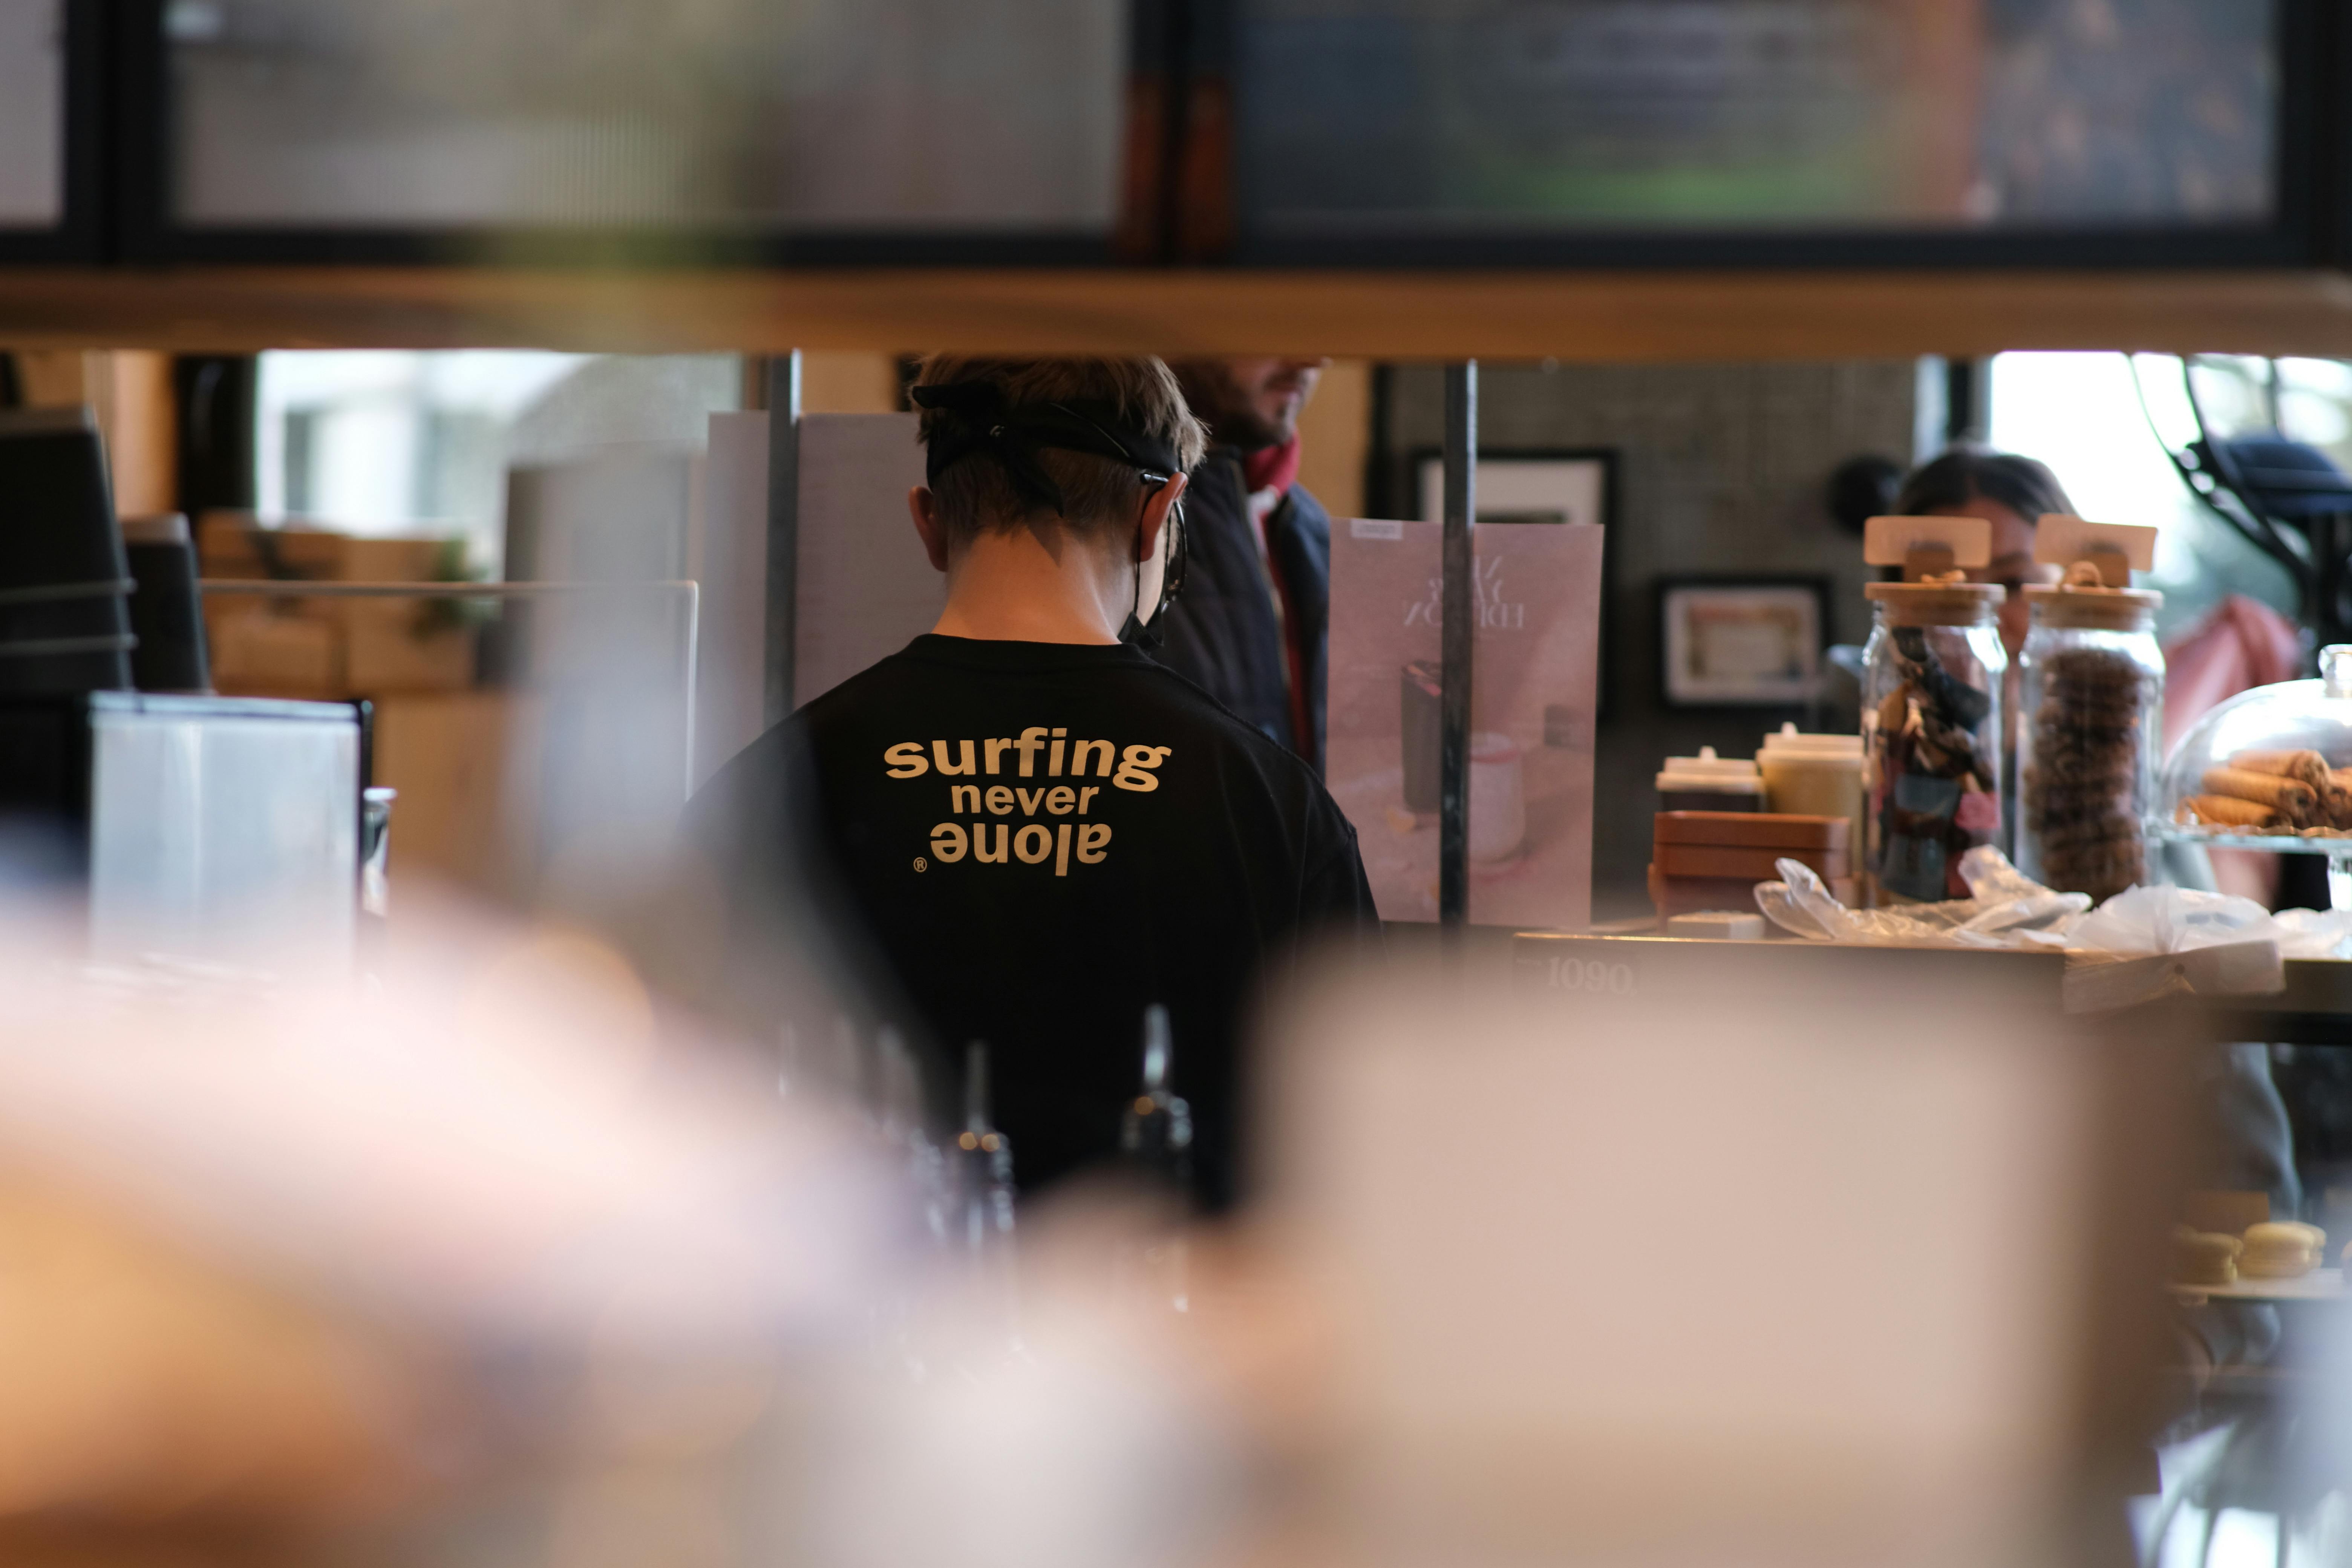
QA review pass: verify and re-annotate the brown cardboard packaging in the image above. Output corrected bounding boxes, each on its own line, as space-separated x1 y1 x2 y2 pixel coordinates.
1653 843 1851 882
196 513 346 580
335 538 475 694
207 609 341 699
195 517 474 697
1648 812 1852 921
1649 864 1859 928
343 607 476 694
373 692 539 900
1654 812 1849 851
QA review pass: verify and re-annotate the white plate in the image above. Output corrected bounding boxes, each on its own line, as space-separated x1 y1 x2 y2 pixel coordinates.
2169 1266 2344 1303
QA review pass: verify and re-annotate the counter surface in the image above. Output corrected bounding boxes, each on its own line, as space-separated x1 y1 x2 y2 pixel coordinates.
1514 931 2352 1045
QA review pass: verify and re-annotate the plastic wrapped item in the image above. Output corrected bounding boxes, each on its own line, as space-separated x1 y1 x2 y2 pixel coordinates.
2059 887 2352 1012
1756 848 2352 1013
2066 885 2352 960
1757 845 2085 946
1860 581 2007 904
2015 575 2164 903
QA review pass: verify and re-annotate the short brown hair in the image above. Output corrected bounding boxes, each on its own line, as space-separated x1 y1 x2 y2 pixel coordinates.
913 355 1208 544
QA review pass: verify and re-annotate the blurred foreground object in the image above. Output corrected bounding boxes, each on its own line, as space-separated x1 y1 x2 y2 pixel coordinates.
0 1173 449 1526
0 889 1268 1568
1256 952 2194 1568
0 894 906 1556
0 889 2228 1568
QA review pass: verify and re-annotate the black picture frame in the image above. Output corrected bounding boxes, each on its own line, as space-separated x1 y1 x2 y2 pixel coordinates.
1654 575 1834 710
1404 444 1619 721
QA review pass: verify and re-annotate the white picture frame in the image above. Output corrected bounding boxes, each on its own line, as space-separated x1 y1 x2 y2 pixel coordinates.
1658 580 1826 707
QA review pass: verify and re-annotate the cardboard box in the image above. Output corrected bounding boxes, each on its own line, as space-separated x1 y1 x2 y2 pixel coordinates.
197 513 346 581
372 691 539 901
1654 812 1849 851
1649 864 1858 929
331 537 476 692
1654 843 1852 882
335 536 453 584
207 608 341 699
343 605 477 693
197 518 475 697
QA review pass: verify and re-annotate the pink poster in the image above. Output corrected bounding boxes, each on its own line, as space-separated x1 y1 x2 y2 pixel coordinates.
1326 518 1603 928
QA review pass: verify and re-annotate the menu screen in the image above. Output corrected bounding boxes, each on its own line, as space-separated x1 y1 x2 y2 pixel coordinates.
165 0 1126 234
1236 0 2276 237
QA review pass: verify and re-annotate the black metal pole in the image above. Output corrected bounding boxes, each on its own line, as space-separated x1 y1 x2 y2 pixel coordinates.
1943 357 1989 446
1440 362 1476 929
764 351 803 726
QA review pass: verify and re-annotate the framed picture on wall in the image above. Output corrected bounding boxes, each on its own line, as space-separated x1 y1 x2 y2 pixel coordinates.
1657 577 1830 707
1409 447 1617 717
1412 449 1612 530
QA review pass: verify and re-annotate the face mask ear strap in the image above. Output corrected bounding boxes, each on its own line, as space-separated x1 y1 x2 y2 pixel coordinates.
1156 500 1187 618
1121 501 1183 650
1133 483 1185 628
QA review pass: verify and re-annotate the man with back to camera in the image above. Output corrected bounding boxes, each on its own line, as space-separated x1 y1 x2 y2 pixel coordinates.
1159 358 1334 772
688 355 1377 1210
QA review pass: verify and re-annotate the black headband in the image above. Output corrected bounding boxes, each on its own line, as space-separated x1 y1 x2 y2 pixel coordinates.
912 381 1183 518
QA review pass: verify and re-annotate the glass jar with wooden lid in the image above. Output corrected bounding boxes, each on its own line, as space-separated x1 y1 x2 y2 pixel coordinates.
1860 579 2007 905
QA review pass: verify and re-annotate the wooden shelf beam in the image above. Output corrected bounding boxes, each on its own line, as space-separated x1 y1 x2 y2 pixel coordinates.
3 266 2352 361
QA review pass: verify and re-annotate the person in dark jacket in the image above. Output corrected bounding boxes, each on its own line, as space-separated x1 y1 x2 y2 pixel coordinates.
1160 358 1334 773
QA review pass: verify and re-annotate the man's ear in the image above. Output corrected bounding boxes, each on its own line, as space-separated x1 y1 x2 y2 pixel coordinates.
909 487 952 574
1136 472 1189 562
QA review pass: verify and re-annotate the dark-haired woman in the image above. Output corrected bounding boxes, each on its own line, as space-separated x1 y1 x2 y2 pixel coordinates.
1891 446 2076 663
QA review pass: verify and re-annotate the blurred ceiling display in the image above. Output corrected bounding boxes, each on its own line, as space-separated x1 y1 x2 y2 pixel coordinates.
162 0 1126 231
1236 0 2276 233
0 0 62 226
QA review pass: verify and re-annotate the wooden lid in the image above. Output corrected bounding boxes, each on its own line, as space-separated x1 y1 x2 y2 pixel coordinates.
2023 584 2161 631
1864 580 2003 627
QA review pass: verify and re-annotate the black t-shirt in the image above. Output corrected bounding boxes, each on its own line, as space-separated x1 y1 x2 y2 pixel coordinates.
690 634 1377 1209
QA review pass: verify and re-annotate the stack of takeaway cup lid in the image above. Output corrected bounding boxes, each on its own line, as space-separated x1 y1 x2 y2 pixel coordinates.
0 409 134 697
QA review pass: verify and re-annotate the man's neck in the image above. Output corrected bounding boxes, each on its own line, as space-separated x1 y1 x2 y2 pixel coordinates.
931 526 1129 645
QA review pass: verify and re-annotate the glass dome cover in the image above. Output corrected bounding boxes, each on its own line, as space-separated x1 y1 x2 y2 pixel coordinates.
2160 645 2352 852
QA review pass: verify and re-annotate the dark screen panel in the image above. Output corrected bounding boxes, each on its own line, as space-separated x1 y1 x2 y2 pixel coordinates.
1230 0 2281 255
149 0 1130 261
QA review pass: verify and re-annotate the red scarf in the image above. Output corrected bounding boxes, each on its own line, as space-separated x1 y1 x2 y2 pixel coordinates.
1239 438 1312 759
1242 436 1301 497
